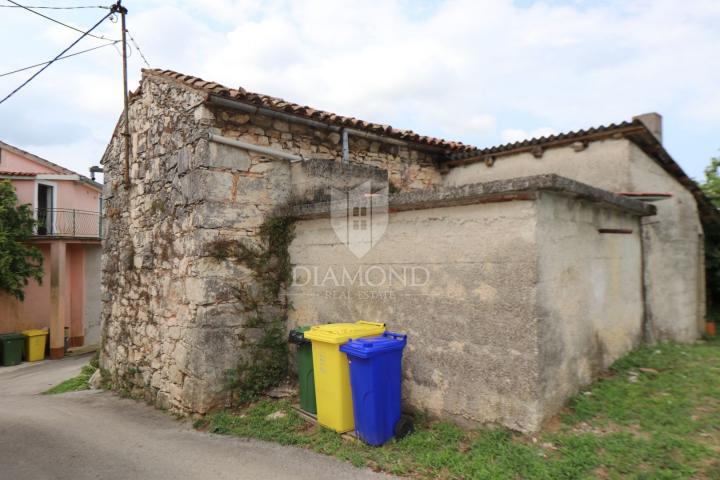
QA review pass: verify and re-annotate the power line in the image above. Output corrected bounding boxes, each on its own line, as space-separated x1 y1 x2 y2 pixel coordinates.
5 0 118 42
0 4 109 9
0 40 119 78
0 9 114 105
126 29 150 68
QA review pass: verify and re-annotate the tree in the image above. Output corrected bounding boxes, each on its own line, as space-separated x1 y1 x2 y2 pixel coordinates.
700 154 720 208
0 180 43 300
699 153 720 323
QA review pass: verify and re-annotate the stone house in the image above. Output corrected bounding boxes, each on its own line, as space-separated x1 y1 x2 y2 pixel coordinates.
99 69 716 432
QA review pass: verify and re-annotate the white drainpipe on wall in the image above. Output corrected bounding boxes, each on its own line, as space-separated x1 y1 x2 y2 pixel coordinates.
208 132 304 163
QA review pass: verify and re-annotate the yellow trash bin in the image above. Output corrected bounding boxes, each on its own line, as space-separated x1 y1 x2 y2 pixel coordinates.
22 329 49 362
304 321 385 433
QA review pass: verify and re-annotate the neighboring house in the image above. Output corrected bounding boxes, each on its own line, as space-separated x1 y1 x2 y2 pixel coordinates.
98 69 718 431
0 141 103 359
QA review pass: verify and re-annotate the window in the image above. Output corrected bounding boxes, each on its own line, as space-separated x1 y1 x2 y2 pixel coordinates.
36 183 54 235
352 206 368 231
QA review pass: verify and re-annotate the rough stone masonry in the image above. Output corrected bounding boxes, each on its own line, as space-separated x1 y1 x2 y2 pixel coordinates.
99 69 709 431
99 70 447 414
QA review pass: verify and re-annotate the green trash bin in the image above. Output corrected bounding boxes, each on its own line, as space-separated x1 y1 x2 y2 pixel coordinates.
289 327 317 414
0 333 25 366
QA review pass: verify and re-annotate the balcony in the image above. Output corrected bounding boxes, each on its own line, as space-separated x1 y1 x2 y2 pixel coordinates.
34 208 103 239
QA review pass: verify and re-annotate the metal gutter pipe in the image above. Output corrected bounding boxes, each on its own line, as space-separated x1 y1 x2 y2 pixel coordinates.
207 94 445 153
208 95 340 132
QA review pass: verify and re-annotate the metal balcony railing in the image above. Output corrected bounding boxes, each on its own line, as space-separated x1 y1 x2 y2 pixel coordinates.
35 208 103 238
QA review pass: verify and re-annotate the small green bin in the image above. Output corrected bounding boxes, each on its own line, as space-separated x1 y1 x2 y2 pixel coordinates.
0 333 25 366
289 326 317 414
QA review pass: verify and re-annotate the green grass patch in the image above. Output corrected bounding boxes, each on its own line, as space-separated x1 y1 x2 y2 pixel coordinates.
202 339 720 479
44 364 97 395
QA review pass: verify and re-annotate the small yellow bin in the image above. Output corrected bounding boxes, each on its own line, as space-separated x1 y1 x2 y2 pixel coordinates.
22 329 48 362
304 321 385 433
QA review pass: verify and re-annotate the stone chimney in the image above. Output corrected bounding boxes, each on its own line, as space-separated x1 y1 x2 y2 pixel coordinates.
633 112 662 143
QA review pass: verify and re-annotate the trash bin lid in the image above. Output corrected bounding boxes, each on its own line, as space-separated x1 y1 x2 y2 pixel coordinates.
0 332 26 341
289 326 311 345
339 332 407 359
22 329 49 337
304 321 385 345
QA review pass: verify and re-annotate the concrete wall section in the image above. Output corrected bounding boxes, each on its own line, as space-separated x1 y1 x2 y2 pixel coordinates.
289 200 543 431
443 139 633 191
443 138 704 343
535 192 644 419
627 145 705 341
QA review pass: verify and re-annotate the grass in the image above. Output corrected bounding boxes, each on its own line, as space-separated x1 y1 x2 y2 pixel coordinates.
44 364 97 395
201 339 720 479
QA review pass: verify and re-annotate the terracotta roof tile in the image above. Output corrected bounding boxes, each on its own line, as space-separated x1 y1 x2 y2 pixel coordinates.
0 170 36 177
447 120 642 161
142 68 474 153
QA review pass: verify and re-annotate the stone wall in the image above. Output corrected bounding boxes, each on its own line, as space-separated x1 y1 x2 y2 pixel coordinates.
443 139 705 342
100 72 447 413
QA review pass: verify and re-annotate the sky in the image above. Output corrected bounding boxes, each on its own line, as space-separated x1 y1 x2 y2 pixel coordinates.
0 0 719 184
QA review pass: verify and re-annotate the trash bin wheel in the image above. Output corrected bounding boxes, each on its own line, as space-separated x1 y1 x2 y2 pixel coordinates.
394 416 414 440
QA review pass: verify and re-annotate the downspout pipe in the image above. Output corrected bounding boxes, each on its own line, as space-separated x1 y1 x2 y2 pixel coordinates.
208 132 304 163
342 129 349 163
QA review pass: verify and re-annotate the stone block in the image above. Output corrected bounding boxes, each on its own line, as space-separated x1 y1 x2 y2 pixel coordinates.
206 142 251 171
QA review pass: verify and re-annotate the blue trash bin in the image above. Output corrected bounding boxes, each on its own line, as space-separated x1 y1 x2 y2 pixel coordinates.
339 331 407 446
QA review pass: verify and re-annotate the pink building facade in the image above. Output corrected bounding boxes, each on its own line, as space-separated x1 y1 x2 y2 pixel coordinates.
0 141 102 359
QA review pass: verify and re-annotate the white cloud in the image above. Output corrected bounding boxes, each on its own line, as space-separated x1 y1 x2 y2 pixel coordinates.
501 127 559 144
1 0 719 179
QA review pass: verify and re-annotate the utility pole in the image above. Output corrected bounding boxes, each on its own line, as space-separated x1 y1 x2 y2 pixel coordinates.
112 1 130 189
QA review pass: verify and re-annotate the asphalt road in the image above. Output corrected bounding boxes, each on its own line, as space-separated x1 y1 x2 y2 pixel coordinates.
0 355 390 480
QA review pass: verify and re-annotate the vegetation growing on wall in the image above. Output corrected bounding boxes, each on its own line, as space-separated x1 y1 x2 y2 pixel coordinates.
209 215 296 405
0 180 43 300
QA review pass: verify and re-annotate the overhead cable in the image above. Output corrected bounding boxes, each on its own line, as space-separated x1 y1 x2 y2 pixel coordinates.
5 0 118 41
0 40 120 78
0 9 114 105
126 29 150 67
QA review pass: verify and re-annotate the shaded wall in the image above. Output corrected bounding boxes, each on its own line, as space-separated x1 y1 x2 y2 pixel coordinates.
83 244 102 345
